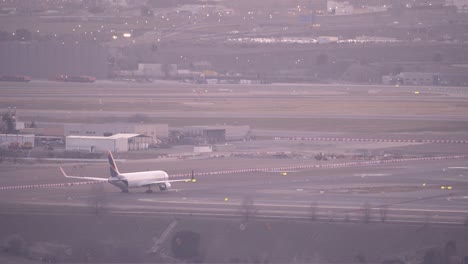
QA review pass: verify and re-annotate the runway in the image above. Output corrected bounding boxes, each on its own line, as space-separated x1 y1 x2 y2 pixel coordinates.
14 109 468 122
2 158 468 225
2 81 468 123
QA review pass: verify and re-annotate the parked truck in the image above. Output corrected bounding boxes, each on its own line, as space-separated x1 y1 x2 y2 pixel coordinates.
8 141 32 150
65 76 96 83
0 75 31 82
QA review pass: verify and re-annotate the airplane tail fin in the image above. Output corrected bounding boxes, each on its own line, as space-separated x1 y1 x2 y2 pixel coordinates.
108 151 120 177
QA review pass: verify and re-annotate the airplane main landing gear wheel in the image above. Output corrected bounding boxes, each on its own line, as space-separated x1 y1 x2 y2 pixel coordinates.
145 188 153 194
122 189 129 193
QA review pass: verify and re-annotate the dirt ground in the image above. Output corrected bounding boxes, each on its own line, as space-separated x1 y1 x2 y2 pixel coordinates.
0 210 467 263
3 97 468 116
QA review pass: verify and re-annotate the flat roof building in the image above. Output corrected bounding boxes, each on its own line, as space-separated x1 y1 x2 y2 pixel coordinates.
64 123 168 143
66 133 151 152
177 125 250 142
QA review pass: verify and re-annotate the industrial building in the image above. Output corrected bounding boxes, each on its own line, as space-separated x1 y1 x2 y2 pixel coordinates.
176 125 251 143
64 123 168 143
135 63 178 78
66 134 152 153
398 72 436 86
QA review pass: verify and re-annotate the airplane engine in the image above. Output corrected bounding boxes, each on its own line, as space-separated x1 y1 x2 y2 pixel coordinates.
159 182 171 191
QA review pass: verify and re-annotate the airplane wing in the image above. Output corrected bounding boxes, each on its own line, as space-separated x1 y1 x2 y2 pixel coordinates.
60 167 108 182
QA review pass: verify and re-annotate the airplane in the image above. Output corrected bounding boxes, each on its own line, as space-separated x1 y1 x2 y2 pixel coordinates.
60 151 195 193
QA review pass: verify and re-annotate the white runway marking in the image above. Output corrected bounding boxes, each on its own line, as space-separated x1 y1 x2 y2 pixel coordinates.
353 173 391 177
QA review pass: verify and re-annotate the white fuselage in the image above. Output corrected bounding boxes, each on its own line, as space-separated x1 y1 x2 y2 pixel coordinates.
109 170 169 190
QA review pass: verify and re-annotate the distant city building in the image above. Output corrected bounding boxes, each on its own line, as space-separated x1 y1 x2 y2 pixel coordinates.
328 1 355 15
398 72 437 85
383 72 468 86
446 0 468 12
191 61 213 71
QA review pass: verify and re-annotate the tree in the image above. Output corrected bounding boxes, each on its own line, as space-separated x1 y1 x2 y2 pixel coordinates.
140 6 154 17
379 205 389 222
391 65 404 75
444 241 458 264
0 30 11 41
88 5 105 14
432 53 443 63
87 183 107 215
15 28 32 41
241 196 258 222
162 64 172 78
309 202 318 221
362 203 371 223
316 53 329 66
128 113 150 123
1 113 18 134
423 248 444 264
354 253 367 264
171 231 201 260
3 234 27 256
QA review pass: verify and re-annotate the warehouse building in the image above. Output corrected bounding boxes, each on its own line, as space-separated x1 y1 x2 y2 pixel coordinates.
66 134 152 152
177 125 251 143
64 123 168 143
398 72 437 86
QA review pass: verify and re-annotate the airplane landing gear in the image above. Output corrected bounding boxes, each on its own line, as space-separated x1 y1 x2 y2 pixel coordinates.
145 187 153 194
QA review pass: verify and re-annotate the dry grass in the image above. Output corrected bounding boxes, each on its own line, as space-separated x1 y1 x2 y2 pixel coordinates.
3 97 468 116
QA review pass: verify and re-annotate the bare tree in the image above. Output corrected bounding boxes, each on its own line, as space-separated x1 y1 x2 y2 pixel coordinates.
87 183 108 216
240 196 258 222
362 203 372 223
3 234 26 256
354 253 367 263
309 202 318 221
424 212 432 227
328 211 334 222
344 212 350 222
379 205 389 222
444 240 459 264
423 248 443 264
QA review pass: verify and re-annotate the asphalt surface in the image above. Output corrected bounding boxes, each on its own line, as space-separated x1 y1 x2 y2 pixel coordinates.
1 80 467 225
2 81 467 121
1 158 468 225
